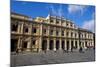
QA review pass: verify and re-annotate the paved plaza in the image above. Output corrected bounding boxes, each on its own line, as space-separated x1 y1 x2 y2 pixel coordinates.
11 48 95 67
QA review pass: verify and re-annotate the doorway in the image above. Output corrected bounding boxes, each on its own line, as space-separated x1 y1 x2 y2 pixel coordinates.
11 39 18 52
49 40 54 50
42 40 47 50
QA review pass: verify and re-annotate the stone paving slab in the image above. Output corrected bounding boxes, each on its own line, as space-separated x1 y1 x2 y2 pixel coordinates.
11 49 95 67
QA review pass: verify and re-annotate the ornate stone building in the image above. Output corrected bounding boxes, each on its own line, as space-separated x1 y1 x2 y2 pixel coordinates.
11 12 95 53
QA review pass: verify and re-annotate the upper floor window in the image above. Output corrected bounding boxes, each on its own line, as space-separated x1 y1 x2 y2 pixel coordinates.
70 23 73 27
32 28 37 34
24 26 29 33
66 32 69 36
71 32 73 37
50 19 53 23
43 29 47 34
32 40 36 45
62 30 64 36
56 30 59 36
56 20 59 24
50 30 53 35
11 23 18 32
67 23 69 27
75 33 77 38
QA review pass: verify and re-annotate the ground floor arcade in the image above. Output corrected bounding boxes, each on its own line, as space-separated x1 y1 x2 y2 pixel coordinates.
11 36 94 53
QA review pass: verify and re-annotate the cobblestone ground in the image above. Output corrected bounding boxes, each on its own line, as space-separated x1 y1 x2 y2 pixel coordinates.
11 48 95 67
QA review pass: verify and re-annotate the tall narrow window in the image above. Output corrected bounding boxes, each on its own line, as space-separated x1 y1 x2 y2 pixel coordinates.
71 32 73 37
32 28 37 33
24 27 28 33
56 30 59 36
56 20 59 24
23 41 27 48
66 32 69 36
43 29 46 34
32 40 36 45
50 19 53 23
75 33 77 38
62 30 64 36
50 30 53 35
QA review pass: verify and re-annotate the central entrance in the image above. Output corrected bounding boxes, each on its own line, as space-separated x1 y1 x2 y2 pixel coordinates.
42 40 47 50
49 40 54 50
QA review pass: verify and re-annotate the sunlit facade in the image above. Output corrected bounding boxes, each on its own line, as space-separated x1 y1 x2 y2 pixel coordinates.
11 12 95 53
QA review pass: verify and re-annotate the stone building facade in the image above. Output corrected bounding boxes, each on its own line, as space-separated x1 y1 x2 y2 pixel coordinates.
11 12 95 53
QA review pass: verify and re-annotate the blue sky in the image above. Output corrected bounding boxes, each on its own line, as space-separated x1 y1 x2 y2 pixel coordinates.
11 0 95 32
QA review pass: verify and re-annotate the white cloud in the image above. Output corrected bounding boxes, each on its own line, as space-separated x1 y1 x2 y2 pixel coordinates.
68 5 86 15
82 19 95 32
49 5 57 15
47 5 64 17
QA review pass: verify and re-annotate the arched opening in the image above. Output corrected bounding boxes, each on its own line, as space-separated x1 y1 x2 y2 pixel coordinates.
75 41 77 49
22 41 28 51
71 41 74 51
67 41 69 50
62 40 65 50
11 39 18 52
49 40 53 50
56 40 59 50
42 40 47 50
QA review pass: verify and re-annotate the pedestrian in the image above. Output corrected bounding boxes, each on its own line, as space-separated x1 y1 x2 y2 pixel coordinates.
71 48 73 52
79 47 83 53
54 48 56 53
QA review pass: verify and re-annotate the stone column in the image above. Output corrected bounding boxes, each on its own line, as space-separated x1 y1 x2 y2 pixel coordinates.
20 38 23 52
77 40 80 49
59 28 62 50
87 41 89 47
53 39 56 51
21 23 24 34
26 38 31 51
73 40 75 48
92 40 94 47
17 37 21 52
38 24 43 52
47 38 50 50
48 26 50 36
47 26 50 51
69 40 71 51
59 39 62 50
29 24 32 35
64 39 67 50
83 41 87 49
18 24 21 33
